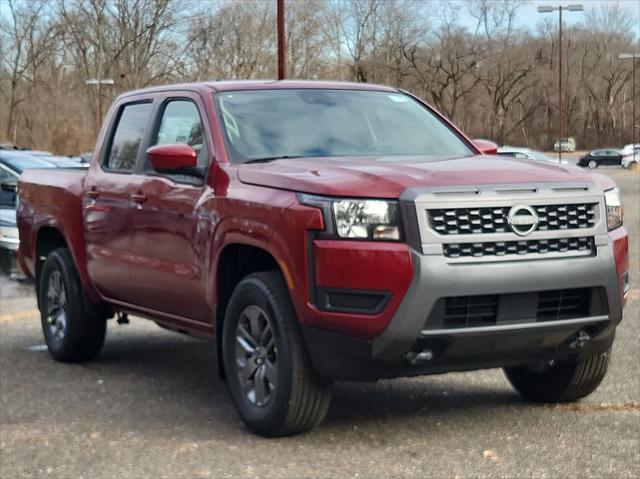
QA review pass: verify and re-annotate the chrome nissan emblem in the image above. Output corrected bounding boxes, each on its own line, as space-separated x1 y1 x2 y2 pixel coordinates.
507 205 539 236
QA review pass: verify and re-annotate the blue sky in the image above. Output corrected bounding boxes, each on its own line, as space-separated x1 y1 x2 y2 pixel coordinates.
1 0 638 39
455 0 640 37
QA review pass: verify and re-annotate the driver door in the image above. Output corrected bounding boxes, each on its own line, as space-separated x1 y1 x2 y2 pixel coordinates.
127 94 213 322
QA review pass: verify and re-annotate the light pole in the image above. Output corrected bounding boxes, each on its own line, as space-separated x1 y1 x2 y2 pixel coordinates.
619 53 639 149
537 4 583 163
85 78 114 137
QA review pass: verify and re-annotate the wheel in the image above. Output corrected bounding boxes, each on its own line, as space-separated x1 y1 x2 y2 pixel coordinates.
504 350 610 403
222 272 332 436
588 160 598 169
630 162 640 172
39 248 107 362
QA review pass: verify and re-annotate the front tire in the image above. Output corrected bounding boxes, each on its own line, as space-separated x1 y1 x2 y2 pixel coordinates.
222 272 332 437
504 350 610 403
588 160 598 169
39 248 107 362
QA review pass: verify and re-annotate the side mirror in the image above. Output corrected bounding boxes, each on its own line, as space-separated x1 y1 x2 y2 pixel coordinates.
1 179 18 192
473 139 498 155
146 144 197 172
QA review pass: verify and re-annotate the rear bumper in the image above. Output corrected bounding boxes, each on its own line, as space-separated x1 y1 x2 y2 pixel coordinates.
0 225 20 251
303 229 627 381
0 237 19 251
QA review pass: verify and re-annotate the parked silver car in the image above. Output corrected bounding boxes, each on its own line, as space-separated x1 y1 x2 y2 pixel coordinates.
497 146 569 164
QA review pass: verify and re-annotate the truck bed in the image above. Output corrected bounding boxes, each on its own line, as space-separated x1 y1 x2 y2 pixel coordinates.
17 168 89 281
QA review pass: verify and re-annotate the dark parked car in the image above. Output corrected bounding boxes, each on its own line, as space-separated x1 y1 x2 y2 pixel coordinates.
0 153 59 206
0 152 58 273
578 149 623 169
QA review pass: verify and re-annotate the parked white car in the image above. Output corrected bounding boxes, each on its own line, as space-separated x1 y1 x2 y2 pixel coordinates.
497 146 569 164
620 143 640 156
621 149 639 171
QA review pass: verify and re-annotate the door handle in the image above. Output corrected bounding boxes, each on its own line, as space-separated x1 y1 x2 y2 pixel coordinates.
131 193 147 204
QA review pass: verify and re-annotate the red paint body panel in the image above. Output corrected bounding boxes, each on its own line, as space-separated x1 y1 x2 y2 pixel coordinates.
312 240 413 337
15 80 630 344
237 155 595 198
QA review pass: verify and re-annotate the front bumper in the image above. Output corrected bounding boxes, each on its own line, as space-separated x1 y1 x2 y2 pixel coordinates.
0 235 19 251
303 232 627 381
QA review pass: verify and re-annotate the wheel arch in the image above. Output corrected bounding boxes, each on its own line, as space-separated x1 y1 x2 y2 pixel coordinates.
214 242 284 379
34 226 70 303
33 224 104 310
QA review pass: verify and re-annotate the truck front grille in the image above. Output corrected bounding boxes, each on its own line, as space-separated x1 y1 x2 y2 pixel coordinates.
428 203 597 235
443 237 594 259
425 288 601 330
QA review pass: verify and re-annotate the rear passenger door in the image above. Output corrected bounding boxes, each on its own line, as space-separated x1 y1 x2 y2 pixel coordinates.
84 100 153 302
127 94 213 322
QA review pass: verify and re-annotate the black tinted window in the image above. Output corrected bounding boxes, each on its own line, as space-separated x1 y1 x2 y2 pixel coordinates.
105 102 152 171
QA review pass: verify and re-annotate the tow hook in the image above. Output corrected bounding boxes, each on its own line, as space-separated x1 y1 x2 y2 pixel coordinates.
405 348 434 365
569 330 591 350
116 312 129 325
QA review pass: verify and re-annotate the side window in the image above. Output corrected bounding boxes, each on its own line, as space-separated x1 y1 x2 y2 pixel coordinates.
514 153 528 159
150 100 208 184
104 102 153 172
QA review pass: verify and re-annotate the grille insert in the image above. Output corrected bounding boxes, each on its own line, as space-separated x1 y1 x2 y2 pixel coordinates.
443 237 594 258
428 203 597 235
444 295 498 328
537 288 591 321
428 288 598 330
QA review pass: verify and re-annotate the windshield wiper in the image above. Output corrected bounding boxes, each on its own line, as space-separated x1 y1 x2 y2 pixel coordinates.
243 155 303 164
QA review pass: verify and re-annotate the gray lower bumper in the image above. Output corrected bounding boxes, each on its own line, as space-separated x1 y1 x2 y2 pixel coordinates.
303 240 622 381
371 240 621 360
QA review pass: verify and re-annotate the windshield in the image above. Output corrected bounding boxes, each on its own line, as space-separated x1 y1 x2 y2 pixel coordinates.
1 155 56 172
216 89 473 163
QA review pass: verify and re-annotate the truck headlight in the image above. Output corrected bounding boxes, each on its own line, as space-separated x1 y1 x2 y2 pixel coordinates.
604 188 623 231
299 195 402 241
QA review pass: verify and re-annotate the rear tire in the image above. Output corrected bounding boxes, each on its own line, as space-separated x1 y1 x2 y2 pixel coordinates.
504 350 610 403
39 248 107 362
222 272 332 437
630 162 639 172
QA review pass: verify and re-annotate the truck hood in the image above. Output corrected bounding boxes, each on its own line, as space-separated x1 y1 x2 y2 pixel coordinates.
237 155 596 198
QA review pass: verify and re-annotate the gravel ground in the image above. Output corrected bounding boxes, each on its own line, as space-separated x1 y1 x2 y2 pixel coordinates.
0 166 638 478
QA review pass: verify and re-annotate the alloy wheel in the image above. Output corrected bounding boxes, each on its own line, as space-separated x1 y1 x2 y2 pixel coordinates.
46 271 67 342
234 305 278 407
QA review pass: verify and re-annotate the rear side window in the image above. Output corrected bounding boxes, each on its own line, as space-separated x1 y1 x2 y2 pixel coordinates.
105 102 153 171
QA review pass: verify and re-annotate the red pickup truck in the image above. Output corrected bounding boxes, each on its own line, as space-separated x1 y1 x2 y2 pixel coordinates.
17 81 629 436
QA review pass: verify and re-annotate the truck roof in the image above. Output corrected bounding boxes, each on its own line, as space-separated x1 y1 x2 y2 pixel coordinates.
118 80 400 99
